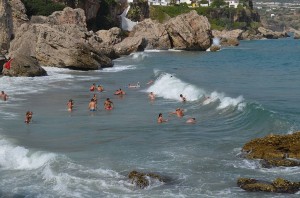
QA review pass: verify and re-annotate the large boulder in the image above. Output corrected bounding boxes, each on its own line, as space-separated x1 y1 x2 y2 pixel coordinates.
2 53 47 77
164 10 211 50
114 36 147 55
129 19 171 50
241 132 300 167
212 29 243 46
9 7 113 70
88 27 122 59
240 30 264 40
237 178 300 194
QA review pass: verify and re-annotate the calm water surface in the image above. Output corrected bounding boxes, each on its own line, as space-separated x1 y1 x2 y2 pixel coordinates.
0 38 300 197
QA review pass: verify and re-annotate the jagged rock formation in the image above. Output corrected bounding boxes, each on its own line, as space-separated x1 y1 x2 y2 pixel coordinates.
129 11 211 51
128 170 164 189
237 178 300 194
241 132 300 167
257 27 288 39
2 53 47 77
212 29 243 46
114 36 147 55
129 19 171 50
165 11 211 50
0 54 6 73
9 7 113 70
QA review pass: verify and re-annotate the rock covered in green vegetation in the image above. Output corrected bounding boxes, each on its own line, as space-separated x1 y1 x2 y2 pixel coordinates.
237 178 300 194
242 132 300 167
128 170 164 189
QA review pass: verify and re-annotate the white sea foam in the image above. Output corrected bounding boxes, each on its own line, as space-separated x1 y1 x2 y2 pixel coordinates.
130 52 148 60
144 49 166 52
146 73 206 102
0 137 56 170
0 111 18 120
146 72 246 110
0 67 74 97
100 65 137 73
41 162 133 197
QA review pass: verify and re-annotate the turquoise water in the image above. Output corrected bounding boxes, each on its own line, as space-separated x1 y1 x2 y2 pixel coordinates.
0 38 300 197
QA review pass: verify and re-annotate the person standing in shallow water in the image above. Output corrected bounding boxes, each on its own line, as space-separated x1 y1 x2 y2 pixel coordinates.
88 99 97 111
25 111 33 124
148 92 155 100
0 91 8 101
157 113 168 123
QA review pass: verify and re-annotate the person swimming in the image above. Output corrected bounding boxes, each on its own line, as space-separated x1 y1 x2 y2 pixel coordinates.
114 89 126 95
180 94 186 102
97 85 104 92
157 113 168 123
90 83 96 92
169 108 184 117
186 118 196 124
67 99 74 111
128 82 140 88
104 98 113 110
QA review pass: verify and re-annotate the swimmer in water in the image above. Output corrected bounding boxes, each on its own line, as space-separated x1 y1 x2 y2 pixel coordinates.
186 118 196 124
0 91 8 101
25 111 33 124
148 92 155 100
180 94 186 102
67 99 74 111
104 98 113 110
90 83 96 92
157 113 168 123
169 108 184 117
97 85 104 92
114 88 126 95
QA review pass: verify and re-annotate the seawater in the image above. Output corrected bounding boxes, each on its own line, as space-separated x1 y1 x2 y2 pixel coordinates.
0 38 300 198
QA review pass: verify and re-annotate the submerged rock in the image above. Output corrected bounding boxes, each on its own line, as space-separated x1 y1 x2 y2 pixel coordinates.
2 53 47 77
128 170 164 189
237 177 300 194
241 132 300 167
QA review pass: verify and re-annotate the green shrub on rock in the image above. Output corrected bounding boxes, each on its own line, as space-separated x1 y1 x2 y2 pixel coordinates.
22 0 65 17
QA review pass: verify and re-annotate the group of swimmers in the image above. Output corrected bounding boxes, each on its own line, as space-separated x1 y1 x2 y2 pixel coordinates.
1 81 196 124
150 92 196 124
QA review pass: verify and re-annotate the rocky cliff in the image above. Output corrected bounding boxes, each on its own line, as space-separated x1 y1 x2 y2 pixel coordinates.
9 7 113 70
0 0 28 52
129 10 212 51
